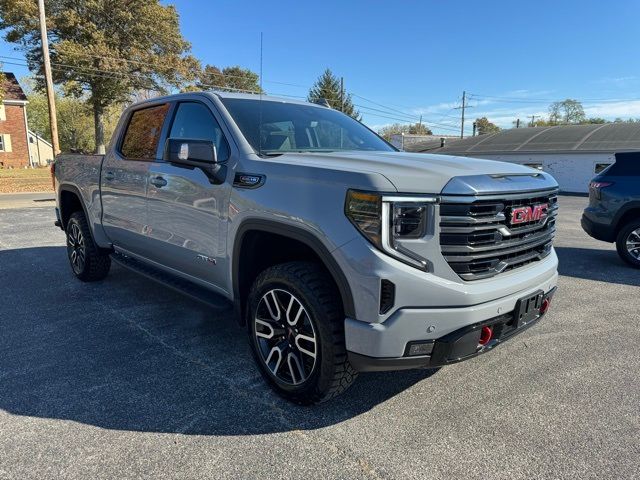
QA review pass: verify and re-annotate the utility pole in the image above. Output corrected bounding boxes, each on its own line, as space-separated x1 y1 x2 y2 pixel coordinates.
418 114 422 132
340 77 344 112
453 91 472 138
528 115 536 127
472 122 477 136
37 0 60 156
516 118 521 128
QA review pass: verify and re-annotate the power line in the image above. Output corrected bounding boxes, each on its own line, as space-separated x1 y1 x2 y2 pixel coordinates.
352 93 420 118
1 53 462 132
354 104 419 122
468 92 640 104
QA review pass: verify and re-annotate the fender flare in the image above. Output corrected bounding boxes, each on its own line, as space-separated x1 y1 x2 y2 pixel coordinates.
57 183 90 230
232 219 356 320
612 201 640 231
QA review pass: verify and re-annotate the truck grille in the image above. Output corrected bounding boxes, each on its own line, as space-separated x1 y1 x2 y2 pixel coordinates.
439 191 558 280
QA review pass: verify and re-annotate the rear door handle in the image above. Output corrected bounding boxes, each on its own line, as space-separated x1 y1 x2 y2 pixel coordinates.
104 171 115 181
150 176 168 188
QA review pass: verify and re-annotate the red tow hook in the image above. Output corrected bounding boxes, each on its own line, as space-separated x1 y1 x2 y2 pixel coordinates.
540 297 551 315
478 326 493 347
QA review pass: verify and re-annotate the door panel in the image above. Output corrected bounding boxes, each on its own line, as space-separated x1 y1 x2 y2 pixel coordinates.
100 103 170 257
145 101 231 292
101 152 150 254
146 162 231 290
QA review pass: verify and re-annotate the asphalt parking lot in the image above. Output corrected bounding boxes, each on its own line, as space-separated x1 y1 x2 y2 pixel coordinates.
0 195 638 479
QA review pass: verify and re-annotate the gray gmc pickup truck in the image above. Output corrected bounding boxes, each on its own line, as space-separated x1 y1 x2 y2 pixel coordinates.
54 92 559 404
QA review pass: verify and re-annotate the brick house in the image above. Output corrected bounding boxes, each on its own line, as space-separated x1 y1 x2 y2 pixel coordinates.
0 72 30 168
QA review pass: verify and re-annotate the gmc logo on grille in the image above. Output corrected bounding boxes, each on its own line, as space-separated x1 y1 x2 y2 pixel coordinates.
509 203 549 225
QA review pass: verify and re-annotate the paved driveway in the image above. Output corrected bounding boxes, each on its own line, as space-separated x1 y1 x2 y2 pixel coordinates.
0 196 638 479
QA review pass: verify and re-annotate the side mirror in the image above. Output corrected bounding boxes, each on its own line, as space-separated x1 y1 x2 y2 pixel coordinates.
164 138 217 165
163 138 226 185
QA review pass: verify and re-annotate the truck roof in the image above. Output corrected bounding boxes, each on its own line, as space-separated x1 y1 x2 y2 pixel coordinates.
131 90 320 109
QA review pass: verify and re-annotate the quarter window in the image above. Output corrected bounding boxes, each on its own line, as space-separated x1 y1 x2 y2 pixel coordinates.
121 103 170 159
595 163 612 174
169 102 229 161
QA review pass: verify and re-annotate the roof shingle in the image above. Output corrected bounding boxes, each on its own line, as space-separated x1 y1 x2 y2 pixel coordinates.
415 124 640 154
1 72 27 102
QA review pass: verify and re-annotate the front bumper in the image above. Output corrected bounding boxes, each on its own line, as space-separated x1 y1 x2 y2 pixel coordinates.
346 280 557 372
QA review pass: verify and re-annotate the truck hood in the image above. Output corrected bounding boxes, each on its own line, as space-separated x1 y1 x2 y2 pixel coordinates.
268 151 556 194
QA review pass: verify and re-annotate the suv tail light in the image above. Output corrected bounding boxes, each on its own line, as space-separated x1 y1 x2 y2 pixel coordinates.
589 181 613 199
590 181 613 189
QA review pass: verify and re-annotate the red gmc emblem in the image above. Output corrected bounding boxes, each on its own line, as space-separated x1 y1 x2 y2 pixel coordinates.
509 203 549 225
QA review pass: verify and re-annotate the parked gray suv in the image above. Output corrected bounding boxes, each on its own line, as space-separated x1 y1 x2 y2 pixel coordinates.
582 152 640 268
54 92 559 403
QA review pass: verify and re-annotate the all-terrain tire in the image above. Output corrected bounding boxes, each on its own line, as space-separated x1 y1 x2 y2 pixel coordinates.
66 211 111 281
616 219 640 269
247 261 357 404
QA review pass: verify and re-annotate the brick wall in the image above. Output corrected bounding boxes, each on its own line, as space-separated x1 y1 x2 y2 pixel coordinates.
0 103 29 168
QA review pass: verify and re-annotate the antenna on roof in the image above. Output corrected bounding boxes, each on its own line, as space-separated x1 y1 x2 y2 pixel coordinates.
258 32 264 156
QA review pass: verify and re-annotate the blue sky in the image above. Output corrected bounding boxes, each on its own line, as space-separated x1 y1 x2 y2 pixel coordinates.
2 0 640 134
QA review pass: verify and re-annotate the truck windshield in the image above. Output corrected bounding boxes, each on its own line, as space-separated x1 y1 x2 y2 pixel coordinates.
220 98 395 155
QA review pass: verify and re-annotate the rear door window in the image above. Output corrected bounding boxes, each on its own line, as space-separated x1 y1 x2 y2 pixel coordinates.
120 103 170 160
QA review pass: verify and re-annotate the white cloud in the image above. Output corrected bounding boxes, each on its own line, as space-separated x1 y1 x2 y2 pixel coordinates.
584 100 640 118
362 89 640 134
595 76 638 86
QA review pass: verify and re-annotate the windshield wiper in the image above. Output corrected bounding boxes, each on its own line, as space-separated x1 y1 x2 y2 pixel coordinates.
259 151 284 157
261 149 335 155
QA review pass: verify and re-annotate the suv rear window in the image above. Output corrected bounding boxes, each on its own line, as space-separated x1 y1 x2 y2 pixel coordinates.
121 103 170 159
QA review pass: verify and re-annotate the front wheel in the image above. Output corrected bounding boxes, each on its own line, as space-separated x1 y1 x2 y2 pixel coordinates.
247 262 357 404
616 220 640 269
66 211 111 281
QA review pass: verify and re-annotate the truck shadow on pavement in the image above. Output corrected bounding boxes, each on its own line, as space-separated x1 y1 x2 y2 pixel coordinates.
554 246 640 287
0 246 437 436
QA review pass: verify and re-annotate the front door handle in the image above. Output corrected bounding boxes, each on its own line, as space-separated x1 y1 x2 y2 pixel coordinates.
150 176 168 188
104 171 115 181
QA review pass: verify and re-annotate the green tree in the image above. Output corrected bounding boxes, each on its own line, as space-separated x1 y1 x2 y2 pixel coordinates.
409 123 432 135
475 117 501 135
308 68 360 120
25 81 120 153
378 123 432 141
548 99 585 124
0 0 199 153
584 117 606 124
196 65 262 93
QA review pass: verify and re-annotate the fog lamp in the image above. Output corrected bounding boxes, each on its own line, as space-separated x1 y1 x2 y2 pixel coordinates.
407 341 434 357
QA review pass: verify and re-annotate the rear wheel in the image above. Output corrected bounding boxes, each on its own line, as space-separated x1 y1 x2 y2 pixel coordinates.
247 262 357 404
66 211 111 281
616 220 640 268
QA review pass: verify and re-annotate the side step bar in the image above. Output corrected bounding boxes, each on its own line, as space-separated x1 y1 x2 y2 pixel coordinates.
111 252 232 312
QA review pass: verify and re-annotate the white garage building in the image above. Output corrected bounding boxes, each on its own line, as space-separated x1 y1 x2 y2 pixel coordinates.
409 124 640 193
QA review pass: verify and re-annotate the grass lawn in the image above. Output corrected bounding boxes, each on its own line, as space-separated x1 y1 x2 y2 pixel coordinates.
0 168 53 193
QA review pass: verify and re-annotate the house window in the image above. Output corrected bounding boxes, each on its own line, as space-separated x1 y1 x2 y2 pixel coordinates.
0 134 11 152
595 163 612 174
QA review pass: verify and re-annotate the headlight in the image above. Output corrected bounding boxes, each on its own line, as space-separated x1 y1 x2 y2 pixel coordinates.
345 190 435 270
